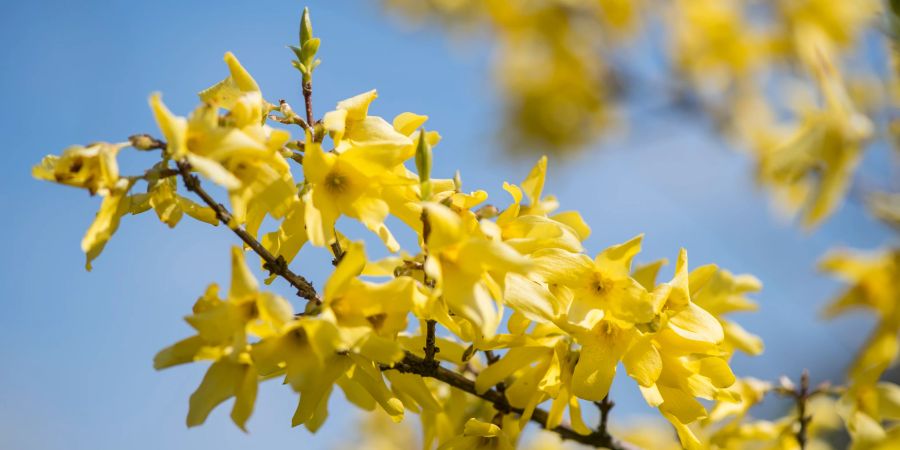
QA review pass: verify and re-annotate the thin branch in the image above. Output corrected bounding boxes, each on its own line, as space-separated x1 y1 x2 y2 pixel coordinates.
302 81 314 126
423 319 439 367
388 352 636 450
594 394 615 442
796 370 812 449
175 160 321 305
772 370 821 449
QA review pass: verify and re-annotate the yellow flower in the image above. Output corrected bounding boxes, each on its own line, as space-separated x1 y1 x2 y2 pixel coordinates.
81 178 135 270
322 89 413 153
496 156 591 255
303 128 415 252
32 142 124 195
154 246 295 430
129 168 218 228
688 264 764 356
150 52 296 226
533 235 656 329
422 202 531 340
437 418 515 450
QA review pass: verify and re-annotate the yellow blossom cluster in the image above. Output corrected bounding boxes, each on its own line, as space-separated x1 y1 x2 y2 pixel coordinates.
33 28 767 449
33 5 900 450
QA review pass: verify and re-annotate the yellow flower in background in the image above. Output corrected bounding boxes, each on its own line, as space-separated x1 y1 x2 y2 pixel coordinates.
821 248 900 387
838 382 900 449
756 29 873 228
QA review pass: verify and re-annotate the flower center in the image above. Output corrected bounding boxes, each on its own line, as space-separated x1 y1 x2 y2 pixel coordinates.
591 273 615 295
325 171 349 194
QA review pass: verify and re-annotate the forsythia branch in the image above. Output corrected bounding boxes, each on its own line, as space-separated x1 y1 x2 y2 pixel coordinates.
389 352 637 450
174 159 321 305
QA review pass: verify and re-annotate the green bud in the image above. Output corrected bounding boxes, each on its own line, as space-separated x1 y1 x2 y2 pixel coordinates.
300 7 313 46
415 130 433 201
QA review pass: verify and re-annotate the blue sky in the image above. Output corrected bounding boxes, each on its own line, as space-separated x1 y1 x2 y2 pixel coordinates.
0 1 895 449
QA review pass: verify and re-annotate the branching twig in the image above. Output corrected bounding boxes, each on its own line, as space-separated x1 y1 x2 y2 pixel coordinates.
772 370 822 449
174 160 321 305
388 352 635 450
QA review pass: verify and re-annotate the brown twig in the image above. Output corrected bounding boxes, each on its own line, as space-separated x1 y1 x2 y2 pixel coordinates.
772 370 817 449
174 160 321 305
423 319 439 368
302 81 314 126
595 394 615 442
388 352 635 450
796 370 812 449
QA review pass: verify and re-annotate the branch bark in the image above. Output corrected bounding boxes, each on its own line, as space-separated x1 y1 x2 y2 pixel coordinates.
389 352 636 450
175 160 321 305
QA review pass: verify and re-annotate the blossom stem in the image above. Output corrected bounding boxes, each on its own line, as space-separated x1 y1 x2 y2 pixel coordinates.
303 81 314 125
595 394 615 441
174 160 321 305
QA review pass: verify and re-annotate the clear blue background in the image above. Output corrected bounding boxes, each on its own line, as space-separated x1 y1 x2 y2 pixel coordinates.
0 1 895 449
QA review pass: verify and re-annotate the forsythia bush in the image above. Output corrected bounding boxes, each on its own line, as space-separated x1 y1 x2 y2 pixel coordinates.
33 6 900 450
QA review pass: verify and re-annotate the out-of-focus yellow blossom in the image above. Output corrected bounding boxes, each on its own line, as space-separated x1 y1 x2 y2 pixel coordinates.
436 418 515 450
867 192 900 231
838 382 900 449
669 0 775 92
756 31 873 227
821 248 900 387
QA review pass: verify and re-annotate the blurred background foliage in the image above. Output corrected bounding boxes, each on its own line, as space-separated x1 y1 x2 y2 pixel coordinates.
384 0 899 229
